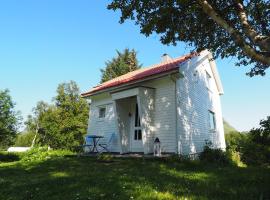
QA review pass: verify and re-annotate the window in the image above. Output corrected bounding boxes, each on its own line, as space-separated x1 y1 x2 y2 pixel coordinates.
134 103 142 140
135 104 140 127
206 71 212 90
209 110 216 131
98 107 106 118
134 130 142 140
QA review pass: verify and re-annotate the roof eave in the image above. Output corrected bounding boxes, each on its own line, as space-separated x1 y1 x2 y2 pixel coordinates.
81 68 180 98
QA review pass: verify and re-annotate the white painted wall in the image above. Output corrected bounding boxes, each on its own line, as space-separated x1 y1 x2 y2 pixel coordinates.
87 95 121 152
176 55 225 155
143 77 177 153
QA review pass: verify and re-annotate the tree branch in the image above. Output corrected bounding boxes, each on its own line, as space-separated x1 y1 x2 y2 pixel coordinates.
198 0 270 65
235 0 270 52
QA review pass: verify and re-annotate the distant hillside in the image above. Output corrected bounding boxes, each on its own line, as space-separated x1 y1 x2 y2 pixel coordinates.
223 120 238 134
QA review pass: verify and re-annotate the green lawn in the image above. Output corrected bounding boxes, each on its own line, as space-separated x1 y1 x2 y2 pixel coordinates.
0 154 269 200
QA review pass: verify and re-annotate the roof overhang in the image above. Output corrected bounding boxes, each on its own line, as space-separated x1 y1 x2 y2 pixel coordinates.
82 68 180 98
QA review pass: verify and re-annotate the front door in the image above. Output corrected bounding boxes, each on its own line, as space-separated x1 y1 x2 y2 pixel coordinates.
130 103 143 152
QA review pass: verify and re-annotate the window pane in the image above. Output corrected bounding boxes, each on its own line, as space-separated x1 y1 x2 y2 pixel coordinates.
138 130 142 140
209 111 216 130
134 130 138 140
99 107 106 118
135 103 140 127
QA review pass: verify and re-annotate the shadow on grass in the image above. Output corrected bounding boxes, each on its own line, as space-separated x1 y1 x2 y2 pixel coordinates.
0 152 20 162
0 156 269 200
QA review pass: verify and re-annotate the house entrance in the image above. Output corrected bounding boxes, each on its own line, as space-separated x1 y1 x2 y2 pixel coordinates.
130 102 143 152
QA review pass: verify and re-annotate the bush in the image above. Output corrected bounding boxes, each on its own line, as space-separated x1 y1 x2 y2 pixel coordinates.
199 141 230 165
225 131 247 152
20 147 73 162
240 139 270 166
97 154 114 162
236 117 270 166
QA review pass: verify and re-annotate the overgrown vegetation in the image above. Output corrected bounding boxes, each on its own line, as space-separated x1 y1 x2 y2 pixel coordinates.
199 141 231 166
225 116 270 167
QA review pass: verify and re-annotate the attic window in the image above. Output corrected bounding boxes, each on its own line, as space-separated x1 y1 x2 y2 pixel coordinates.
206 71 212 90
98 107 106 118
208 110 216 131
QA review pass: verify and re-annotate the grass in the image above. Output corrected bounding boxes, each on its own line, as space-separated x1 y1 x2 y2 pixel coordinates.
0 151 269 200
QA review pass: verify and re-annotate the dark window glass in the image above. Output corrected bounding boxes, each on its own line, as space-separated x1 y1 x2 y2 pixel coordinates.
135 104 140 127
99 107 106 118
209 111 216 130
134 130 137 140
138 130 142 140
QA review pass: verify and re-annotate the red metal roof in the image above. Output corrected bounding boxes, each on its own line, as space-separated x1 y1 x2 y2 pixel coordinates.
82 53 195 97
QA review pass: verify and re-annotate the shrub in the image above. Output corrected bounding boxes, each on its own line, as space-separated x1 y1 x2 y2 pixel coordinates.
21 147 73 162
237 116 270 166
240 139 270 166
199 141 230 165
97 154 114 162
225 131 247 152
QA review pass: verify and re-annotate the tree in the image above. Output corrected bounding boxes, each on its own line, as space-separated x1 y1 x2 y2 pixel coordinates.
100 48 142 82
24 101 49 147
108 0 270 76
0 89 21 149
25 81 89 149
249 116 270 146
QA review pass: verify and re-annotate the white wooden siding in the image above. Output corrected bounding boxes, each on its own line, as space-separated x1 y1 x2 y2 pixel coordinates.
177 56 225 155
143 77 177 153
87 96 121 152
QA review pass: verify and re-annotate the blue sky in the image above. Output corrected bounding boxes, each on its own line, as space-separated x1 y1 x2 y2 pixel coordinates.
0 0 269 131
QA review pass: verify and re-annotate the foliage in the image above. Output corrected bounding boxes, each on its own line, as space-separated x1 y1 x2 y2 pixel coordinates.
199 141 231 165
108 0 270 76
225 117 270 166
25 81 89 150
223 120 237 134
100 48 142 83
20 147 72 163
240 140 269 166
15 131 35 147
0 155 269 199
225 131 247 152
249 116 270 146
97 153 114 162
239 116 270 166
0 89 21 150
225 131 247 166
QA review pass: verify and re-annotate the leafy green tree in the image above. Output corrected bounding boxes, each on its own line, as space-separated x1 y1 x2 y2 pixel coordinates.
0 89 21 149
100 48 142 83
24 101 50 147
25 81 89 149
108 0 270 76
15 132 35 147
249 116 270 146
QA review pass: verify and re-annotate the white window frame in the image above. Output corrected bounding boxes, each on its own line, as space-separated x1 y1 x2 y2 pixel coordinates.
98 106 106 119
208 110 216 131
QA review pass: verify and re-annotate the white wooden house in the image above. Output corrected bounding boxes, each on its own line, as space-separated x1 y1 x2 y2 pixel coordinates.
82 50 226 155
